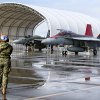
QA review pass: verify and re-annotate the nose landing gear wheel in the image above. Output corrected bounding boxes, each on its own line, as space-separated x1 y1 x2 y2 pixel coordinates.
75 52 78 55
93 49 97 55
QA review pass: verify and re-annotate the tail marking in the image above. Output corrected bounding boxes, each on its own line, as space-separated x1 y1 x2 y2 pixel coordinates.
85 24 93 37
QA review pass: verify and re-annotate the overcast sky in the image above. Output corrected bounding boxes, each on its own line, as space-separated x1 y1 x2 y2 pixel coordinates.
0 0 100 37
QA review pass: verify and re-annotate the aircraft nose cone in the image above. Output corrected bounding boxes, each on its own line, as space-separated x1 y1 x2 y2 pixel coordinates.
13 40 20 44
13 40 18 43
42 38 57 45
42 38 55 45
41 39 48 44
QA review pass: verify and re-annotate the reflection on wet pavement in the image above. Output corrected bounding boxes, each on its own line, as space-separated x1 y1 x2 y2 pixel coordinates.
10 51 46 87
5 48 100 100
9 50 100 88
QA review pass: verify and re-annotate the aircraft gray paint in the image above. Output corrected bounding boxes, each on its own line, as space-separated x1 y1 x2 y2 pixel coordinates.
42 24 100 55
13 35 46 51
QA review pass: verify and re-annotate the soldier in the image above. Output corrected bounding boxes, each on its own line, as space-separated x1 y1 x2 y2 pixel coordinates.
0 34 13 100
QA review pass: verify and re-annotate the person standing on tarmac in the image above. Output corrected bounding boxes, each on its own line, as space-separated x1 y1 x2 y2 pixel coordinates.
0 34 13 100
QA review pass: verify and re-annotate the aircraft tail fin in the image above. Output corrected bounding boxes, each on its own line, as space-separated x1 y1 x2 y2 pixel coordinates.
97 34 100 39
46 30 50 38
85 24 93 37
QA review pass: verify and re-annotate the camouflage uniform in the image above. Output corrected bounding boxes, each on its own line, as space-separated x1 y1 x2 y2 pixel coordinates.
0 42 13 88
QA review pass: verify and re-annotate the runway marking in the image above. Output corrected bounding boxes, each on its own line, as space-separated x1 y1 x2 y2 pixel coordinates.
24 85 100 100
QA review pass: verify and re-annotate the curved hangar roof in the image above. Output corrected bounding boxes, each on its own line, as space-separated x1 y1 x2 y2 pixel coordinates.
0 3 100 40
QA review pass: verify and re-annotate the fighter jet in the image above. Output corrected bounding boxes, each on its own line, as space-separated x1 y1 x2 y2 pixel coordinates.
42 24 100 55
13 35 46 51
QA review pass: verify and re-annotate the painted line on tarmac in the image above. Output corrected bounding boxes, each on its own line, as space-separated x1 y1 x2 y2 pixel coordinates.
24 85 100 100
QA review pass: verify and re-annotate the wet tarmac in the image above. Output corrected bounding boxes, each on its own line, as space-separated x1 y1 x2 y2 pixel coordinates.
1 47 100 100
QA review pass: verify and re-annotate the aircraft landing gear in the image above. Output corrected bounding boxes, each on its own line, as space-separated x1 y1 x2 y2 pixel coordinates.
62 51 67 56
93 49 97 55
39 48 42 51
75 52 78 55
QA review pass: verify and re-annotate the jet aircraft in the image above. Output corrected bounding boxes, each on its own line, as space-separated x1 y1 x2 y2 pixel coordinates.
13 35 46 51
42 24 100 55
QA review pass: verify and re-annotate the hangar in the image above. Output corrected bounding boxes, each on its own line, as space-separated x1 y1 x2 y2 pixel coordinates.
0 3 100 40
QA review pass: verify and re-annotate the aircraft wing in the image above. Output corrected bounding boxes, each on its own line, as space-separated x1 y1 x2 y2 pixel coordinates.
65 37 100 42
